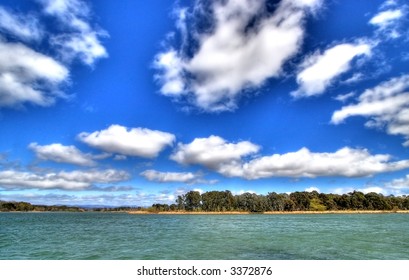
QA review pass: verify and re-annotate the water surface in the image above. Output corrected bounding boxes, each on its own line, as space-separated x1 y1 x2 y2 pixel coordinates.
1 212 408 259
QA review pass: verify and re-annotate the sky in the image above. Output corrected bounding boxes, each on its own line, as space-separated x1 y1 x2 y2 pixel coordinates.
0 0 409 206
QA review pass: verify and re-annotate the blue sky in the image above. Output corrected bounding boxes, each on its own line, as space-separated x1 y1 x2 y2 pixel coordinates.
0 0 409 206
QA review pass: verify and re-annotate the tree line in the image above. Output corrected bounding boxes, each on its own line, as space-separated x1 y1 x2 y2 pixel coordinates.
0 201 141 212
150 190 409 213
2 190 409 213
0 201 84 212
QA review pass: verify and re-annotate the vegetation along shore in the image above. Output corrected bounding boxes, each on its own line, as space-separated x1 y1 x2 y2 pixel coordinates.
2 190 409 214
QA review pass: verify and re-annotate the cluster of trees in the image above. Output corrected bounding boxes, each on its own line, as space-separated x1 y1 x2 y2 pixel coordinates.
3 190 409 213
0 201 145 212
150 190 409 213
0 201 84 212
93 206 144 212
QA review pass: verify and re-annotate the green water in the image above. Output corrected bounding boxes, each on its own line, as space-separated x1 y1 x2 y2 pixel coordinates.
0 212 408 259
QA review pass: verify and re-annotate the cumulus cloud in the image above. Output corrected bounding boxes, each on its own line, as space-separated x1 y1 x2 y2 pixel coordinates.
155 0 322 112
78 125 175 158
291 42 372 98
0 40 69 108
171 135 260 169
28 142 106 166
40 0 108 65
140 169 199 183
0 7 42 41
0 169 130 190
218 147 409 179
171 136 409 179
331 74 409 146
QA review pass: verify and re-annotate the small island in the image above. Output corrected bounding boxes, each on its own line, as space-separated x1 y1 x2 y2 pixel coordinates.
2 190 409 214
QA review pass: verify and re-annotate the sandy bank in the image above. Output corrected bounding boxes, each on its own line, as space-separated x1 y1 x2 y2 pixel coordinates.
127 210 409 215
127 211 249 215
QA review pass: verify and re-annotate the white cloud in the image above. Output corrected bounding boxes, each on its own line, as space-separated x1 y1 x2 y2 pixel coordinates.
78 125 175 158
334 92 355 103
113 155 127 161
305 187 320 193
40 0 108 65
232 190 257 195
369 1 407 40
0 40 69 108
369 9 403 28
155 0 323 112
171 135 260 169
332 187 388 195
154 50 185 96
384 174 409 194
332 180 409 196
331 74 409 146
0 189 182 207
57 169 129 183
291 43 372 98
171 137 409 179
140 169 198 183
334 172 409 196
0 0 107 109
0 169 129 190
219 147 409 179
0 7 43 41
342 73 364 84
29 143 99 166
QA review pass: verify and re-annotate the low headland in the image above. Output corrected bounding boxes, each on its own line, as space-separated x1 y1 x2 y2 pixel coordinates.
2 189 409 215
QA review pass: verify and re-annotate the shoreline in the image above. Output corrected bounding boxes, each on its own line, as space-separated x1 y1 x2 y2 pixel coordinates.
126 210 409 215
2 210 409 214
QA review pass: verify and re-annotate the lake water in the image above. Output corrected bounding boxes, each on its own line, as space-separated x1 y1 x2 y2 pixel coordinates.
1 212 408 259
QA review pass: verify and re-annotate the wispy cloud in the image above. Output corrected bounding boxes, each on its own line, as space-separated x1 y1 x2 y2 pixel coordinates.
334 92 356 103
0 168 130 191
331 74 409 146
140 169 217 185
140 169 199 183
370 9 403 27
0 7 43 41
369 1 407 39
0 0 108 109
291 42 372 98
332 175 409 196
154 0 323 112
40 0 108 65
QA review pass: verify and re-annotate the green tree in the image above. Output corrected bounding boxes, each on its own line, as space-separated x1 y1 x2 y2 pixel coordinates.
290 192 310 211
349 191 366 210
176 195 185 211
267 192 287 211
185 191 202 211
